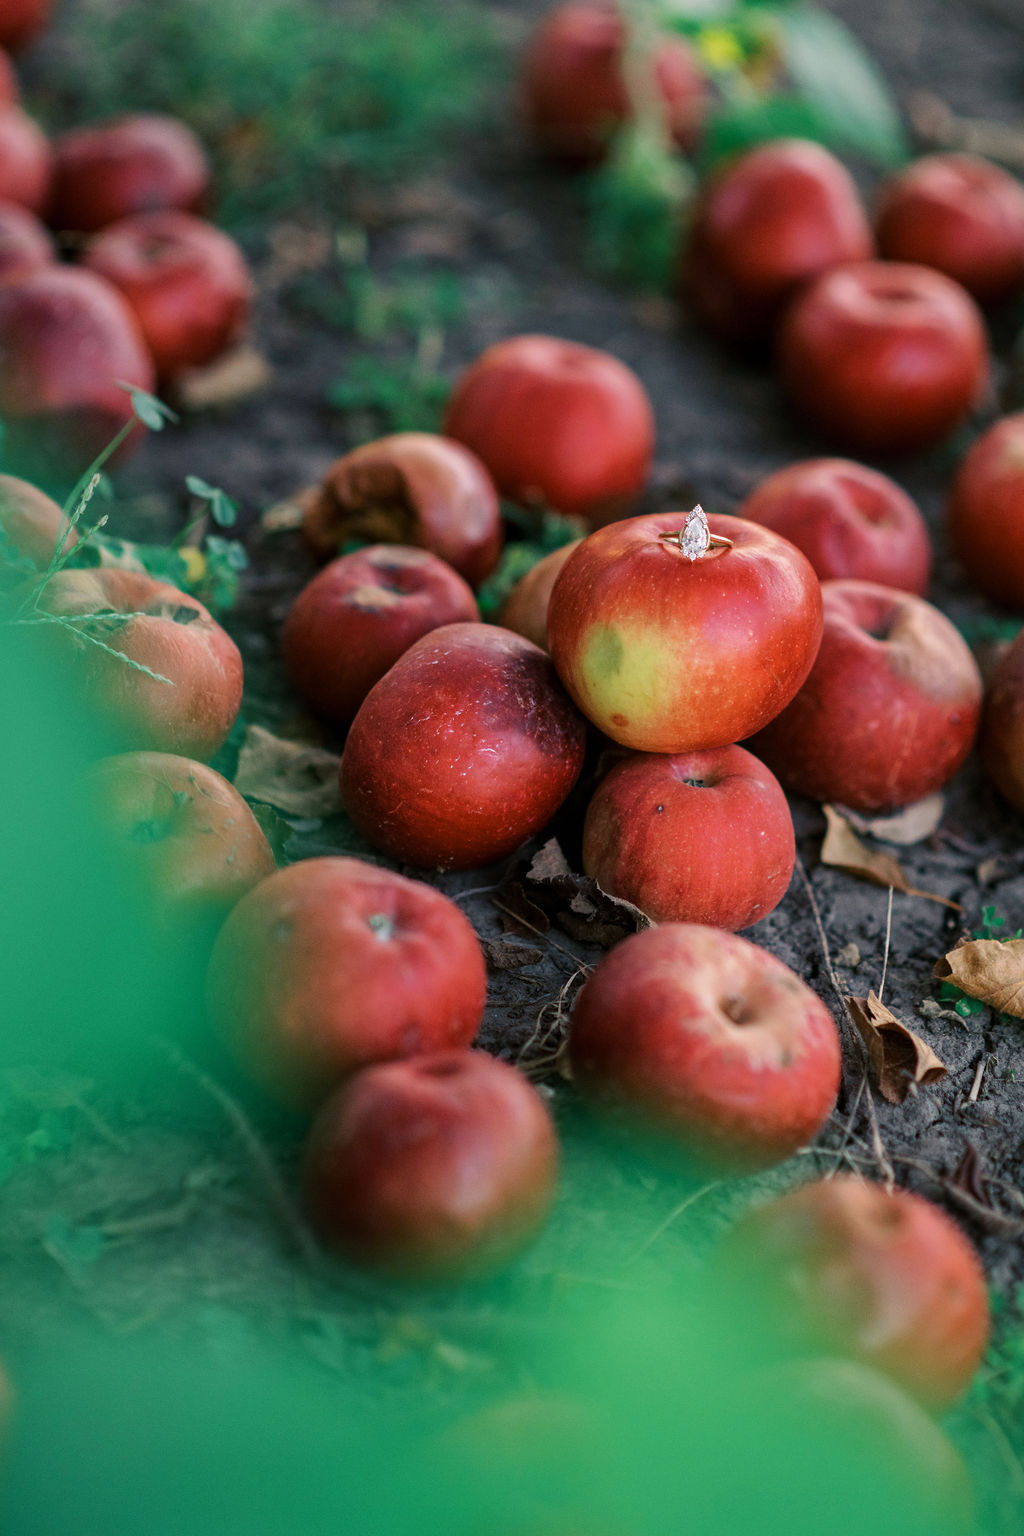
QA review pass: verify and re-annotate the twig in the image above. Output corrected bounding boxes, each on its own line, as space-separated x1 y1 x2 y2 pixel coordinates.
878 885 894 1004
969 1055 990 1104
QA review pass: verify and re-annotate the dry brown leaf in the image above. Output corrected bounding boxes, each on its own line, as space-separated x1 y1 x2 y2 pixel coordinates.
480 938 544 971
933 938 1024 1019
261 484 319 533
843 793 945 846
524 837 652 947
821 806 961 910
846 991 947 1105
173 344 273 412
234 724 341 817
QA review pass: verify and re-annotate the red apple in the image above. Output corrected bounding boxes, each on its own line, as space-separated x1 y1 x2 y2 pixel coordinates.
0 48 19 104
522 1 709 164
0 0 51 51
304 433 503 589
567 922 841 1173
34 567 243 759
715 1176 990 1408
497 539 582 650
0 199 55 285
979 627 1024 810
752 578 982 812
737 458 932 594
547 510 823 753
302 1049 559 1278
0 266 154 474
778 260 989 455
444 334 654 526
0 472 74 567
82 210 252 380
206 857 488 1107
948 411 1024 608
876 153 1024 307
582 744 794 930
682 138 873 345
89 751 275 931
340 622 587 871
49 113 209 235
0 105 50 212
282 544 478 729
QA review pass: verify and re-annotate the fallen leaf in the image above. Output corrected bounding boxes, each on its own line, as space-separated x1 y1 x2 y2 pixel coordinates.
173 344 273 412
821 806 961 909
480 938 544 971
846 991 947 1104
976 856 1004 885
933 937 1024 1019
234 724 341 817
261 484 319 533
842 793 945 846
524 838 653 947
491 881 550 938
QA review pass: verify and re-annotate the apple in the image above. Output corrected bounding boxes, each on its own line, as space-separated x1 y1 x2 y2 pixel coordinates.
340 621 587 871
567 922 841 1173
876 153 1024 307
948 411 1024 608
0 472 74 567
0 0 51 51
497 539 581 650
33 567 243 759
82 210 252 380
682 138 873 346
304 433 503 589
49 113 209 235
546 510 823 753
206 856 488 1107
282 543 479 729
582 744 794 930
522 1 709 165
89 751 275 932
778 260 989 455
715 1176 990 1408
751 578 982 812
737 458 932 594
0 266 154 475
979 627 1024 810
302 1049 559 1278
443 334 654 526
0 105 51 213
0 48 19 104
0 199 55 286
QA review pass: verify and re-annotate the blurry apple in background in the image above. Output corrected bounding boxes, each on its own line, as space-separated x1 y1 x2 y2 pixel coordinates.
206 856 488 1107
303 1049 559 1278
83 210 252 379
0 473 73 567
444 334 654 526
0 0 52 52
282 544 479 729
304 433 503 588
341 622 587 870
0 106 51 212
497 539 581 651
49 113 210 235
0 48 19 103
0 200 55 286
737 458 932 594
948 411 1024 608
979 628 1024 811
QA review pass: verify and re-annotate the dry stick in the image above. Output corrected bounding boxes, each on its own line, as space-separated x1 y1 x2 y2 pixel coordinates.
878 885 895 1005
490 896 595 975
624 1181 721 1265
795 855 896 1189
155 1037 320 1267
969 1055 989 1104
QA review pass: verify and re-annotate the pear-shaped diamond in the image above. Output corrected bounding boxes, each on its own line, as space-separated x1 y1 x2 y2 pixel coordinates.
679 504 710 561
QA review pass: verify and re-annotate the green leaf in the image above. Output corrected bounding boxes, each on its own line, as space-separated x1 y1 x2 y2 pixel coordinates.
700 94 834 169
118 384 179 431
185 474 216 498
774 8 910 167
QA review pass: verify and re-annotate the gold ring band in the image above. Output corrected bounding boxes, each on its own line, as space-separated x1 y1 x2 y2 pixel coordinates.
658 505 733 562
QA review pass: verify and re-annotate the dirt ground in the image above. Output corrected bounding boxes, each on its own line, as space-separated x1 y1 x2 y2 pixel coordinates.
5 0 1024 1528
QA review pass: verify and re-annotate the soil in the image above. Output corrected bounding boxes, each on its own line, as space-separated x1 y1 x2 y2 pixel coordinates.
5 0 1024 1529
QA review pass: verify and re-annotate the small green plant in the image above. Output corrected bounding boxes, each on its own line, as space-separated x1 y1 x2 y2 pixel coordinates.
326 353 450 436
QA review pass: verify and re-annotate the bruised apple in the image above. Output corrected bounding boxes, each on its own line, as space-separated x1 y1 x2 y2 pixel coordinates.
0 266 154 473
304 433 502 588
49 113 210 235
83 210 252 379
737 459 931 595
582 744 794 930
0 105 51 212
444 335 654 526
567 922 841 1173
0 200 54 285
303 1049 559 1278
497 539 581 650
948 411 1024 608
522 1 709 164
0 472 73 567
547 510 823 753
89 751 275 932
752 579 982 812
35 568 243 759
715 1177 990 1408
341 622 587 870
206 857 487 1107
282 544 478 728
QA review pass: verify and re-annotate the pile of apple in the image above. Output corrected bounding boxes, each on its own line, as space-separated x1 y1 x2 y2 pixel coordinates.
0 7 252 476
